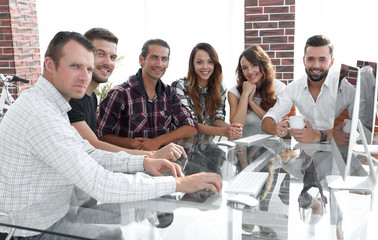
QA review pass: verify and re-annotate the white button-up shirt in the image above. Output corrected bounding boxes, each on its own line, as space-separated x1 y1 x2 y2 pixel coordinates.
263 68 354 130
0 76 176 236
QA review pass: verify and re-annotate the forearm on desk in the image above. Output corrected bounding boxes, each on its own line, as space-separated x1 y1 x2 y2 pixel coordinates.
99 134 137 149
261 117 277 135
87 135 152 156
155 125 197 146
198 121 227 136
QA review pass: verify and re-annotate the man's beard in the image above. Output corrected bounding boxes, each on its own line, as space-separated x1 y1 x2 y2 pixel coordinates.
92 71 108 84
305 68 329 82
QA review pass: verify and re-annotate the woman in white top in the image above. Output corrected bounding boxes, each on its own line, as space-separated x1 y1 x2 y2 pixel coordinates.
228 45 285 134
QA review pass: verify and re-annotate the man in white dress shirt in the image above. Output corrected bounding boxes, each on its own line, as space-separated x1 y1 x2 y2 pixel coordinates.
262 35 352 143
0 31 221 238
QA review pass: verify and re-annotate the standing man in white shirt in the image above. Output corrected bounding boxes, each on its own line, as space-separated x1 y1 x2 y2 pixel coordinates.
0 31 222 238
262 35 351 143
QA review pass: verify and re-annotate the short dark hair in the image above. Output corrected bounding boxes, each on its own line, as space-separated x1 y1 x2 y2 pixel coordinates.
304 35 334 57
44 31 96 68
140 39 170 59
84 28 118 44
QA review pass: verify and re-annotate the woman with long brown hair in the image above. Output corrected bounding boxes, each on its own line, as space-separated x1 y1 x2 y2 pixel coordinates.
228 45 285 134
172 43 243 138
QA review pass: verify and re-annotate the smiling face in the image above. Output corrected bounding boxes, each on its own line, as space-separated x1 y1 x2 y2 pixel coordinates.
45 40 94 101
193 50 214 85
140 44 169 82
303 45 334 82
92 39 117 84
240 56 263 85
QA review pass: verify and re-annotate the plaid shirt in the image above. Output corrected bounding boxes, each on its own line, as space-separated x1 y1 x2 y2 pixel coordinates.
97 69 197 139
171 78 226 126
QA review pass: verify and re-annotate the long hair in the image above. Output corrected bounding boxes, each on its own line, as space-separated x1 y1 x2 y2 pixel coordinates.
187 43 223 123
235 45 276 111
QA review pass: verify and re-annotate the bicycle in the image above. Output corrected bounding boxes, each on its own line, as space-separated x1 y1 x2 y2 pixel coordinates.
0 74 29 121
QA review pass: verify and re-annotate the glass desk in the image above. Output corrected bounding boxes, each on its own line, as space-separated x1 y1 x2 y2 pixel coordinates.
1 134 377 240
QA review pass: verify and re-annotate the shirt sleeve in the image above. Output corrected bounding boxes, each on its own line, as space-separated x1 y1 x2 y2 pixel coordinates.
274 79 286 97
169 85 198 129
171 79 196 119
97 89 122 138
68 98 85 123
214 86 226 122
228 85 240 98
27 111 176 203
263 86 294 123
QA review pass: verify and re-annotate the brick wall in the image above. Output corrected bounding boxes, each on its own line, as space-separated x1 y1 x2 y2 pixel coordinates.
0 0 40 97
244 0 295 85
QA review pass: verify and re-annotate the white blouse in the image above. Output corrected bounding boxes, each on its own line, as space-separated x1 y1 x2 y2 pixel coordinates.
228 79 286 132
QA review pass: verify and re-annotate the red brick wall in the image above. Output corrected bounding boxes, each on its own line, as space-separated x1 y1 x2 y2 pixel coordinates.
0 0 40 97
244 0 295 85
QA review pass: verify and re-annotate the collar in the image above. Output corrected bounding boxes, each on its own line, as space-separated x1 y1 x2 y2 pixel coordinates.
35 76 72 114
303 72 332 91
198 84 208 95
129 68 166 99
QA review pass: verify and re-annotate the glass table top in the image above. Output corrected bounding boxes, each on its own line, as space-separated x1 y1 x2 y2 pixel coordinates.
1 134 377 240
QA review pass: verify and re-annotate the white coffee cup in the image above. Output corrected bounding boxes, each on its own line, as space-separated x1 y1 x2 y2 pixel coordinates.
342 119 352 133
289 115 305 130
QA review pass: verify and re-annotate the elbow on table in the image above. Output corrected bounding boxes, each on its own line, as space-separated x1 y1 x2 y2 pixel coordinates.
261 117 275 135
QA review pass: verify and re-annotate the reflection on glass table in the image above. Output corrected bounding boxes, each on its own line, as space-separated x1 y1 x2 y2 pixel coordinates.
0 133 376 239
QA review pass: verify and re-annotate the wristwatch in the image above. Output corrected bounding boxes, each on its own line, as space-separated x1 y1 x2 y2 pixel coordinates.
319 130 327 142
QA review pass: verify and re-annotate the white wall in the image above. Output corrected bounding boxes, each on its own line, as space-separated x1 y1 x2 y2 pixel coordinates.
36 0 378 125
37 0 378 87
36 0 245 90
294 0 378 79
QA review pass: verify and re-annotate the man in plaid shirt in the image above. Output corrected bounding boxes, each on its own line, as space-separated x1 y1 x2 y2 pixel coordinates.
97 39 198 151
